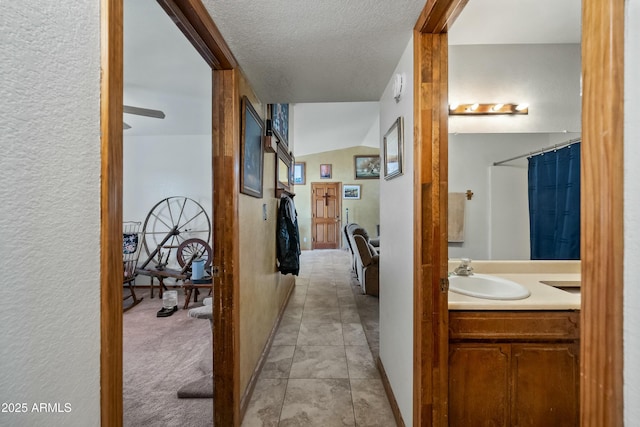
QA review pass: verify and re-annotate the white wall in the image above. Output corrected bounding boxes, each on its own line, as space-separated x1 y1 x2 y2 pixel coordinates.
379 35 414 425
0 2 101 426
488 165 530 259
449 44 581 134
448 133 580 260
625 0 640 422
123 135 212 223
292 102 380 156
123 135 212 279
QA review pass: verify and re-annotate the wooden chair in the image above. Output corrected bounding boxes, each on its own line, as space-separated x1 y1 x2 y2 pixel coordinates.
123 221 144 311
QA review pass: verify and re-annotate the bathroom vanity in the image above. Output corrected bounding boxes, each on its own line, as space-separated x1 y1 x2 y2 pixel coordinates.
447 262 581 427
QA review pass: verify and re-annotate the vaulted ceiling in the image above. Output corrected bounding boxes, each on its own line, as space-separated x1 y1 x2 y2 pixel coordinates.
124 0 581 136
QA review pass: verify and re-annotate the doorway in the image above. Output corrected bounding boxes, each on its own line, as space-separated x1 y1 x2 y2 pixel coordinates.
101 0 241 425
122 0 213 423
412 1 624 426
311 182 341 249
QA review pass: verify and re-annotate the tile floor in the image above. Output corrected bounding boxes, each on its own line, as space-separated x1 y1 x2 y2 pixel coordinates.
241 250 395 427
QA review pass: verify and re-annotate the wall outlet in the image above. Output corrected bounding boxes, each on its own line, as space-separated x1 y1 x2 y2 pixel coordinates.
303 237 307 242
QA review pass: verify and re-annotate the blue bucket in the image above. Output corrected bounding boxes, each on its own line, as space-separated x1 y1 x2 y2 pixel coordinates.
192 258 205 280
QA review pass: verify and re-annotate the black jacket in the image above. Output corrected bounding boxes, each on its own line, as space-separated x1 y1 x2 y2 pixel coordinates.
277 195 301 275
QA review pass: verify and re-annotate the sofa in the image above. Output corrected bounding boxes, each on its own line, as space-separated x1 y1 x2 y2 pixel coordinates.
344 223 379 296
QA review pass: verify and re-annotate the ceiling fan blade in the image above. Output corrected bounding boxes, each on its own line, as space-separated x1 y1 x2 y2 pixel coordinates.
123 105 165 119
123 122 132 130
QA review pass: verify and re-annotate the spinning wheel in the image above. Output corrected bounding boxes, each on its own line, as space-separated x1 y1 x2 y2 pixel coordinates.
177 238 212 269
139 196 211 270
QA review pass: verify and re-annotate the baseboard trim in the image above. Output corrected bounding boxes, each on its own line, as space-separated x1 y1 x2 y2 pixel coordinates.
239 278 296 418
377 356 406 427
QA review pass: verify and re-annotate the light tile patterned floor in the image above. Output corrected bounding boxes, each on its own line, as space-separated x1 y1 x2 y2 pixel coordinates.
241 250 395 427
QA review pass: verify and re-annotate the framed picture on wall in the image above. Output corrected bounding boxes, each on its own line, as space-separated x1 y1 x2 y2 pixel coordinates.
354 155 381 179
383 117 404 180
240 96 265 198
270 103 289 148
293 162 306 185
320 164 332 179
343 184 361 200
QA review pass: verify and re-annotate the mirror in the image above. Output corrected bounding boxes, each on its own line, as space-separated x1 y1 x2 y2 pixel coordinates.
275 143 293 194
278 157 290 187
448 132 581 261
448 44 581 261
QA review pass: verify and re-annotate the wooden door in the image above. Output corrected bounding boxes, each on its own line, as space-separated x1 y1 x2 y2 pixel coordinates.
511 343 579 426
449 344 510 426
311 182 341 249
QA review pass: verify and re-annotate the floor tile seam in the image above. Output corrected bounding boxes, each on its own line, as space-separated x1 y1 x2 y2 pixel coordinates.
344 346 380 381
347 374 358 427
280 345 297 383
279 378 358 426
298 321 344 327
290 343 348 374
276 378 289 425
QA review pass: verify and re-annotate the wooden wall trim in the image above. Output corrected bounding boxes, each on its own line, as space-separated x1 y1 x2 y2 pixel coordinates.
377 357 406 427
414 0 469 33
413 30 449 427
212 69 241 426
240 283 295 417
580 0 624 425
100 0 124 425
156 0 237 70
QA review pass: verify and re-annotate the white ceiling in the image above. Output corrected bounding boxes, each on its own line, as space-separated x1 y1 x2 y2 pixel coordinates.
123 0 581 137
203 0 426 103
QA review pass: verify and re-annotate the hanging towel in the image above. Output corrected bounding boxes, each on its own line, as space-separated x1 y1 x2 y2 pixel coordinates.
448 193 466 242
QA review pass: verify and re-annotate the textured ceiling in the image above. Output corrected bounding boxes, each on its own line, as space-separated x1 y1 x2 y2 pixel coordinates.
124 0 581 136
203 0 426 103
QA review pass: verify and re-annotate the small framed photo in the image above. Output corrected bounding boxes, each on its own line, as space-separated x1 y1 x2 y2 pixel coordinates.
343 184 361 200
293 162 306 185
320 164 332 179
383 117 404 180
354 155 381 179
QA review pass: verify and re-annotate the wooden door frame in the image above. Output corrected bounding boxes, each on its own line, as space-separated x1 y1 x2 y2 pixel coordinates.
580 0 624 424
412 0 624 426
310 181 342 250
100 0 242 425
413 1 466 425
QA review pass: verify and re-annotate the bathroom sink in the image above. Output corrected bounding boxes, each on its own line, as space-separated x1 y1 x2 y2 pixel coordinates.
448 274 531 300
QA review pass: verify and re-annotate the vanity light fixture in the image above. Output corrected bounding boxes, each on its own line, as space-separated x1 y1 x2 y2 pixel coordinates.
449 103 529 115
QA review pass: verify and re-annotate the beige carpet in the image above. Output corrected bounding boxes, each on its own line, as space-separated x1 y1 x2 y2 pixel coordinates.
123 288 213 426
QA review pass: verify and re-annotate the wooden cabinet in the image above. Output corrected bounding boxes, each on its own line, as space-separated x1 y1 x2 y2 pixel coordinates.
449 311 580 427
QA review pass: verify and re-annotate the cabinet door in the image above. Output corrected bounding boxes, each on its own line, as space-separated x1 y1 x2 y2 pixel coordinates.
449 343 510 427
511 343 579 427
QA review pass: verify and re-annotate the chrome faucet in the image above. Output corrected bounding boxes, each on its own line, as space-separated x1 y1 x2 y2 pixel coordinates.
453 258 473 276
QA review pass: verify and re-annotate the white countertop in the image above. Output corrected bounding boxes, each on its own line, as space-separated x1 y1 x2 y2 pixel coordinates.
448 273 581 311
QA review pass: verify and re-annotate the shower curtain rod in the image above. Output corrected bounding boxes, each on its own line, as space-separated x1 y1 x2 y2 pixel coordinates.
493 137 581 166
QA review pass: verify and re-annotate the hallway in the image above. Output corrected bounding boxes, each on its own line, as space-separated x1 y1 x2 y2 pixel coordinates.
242 250 394 426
